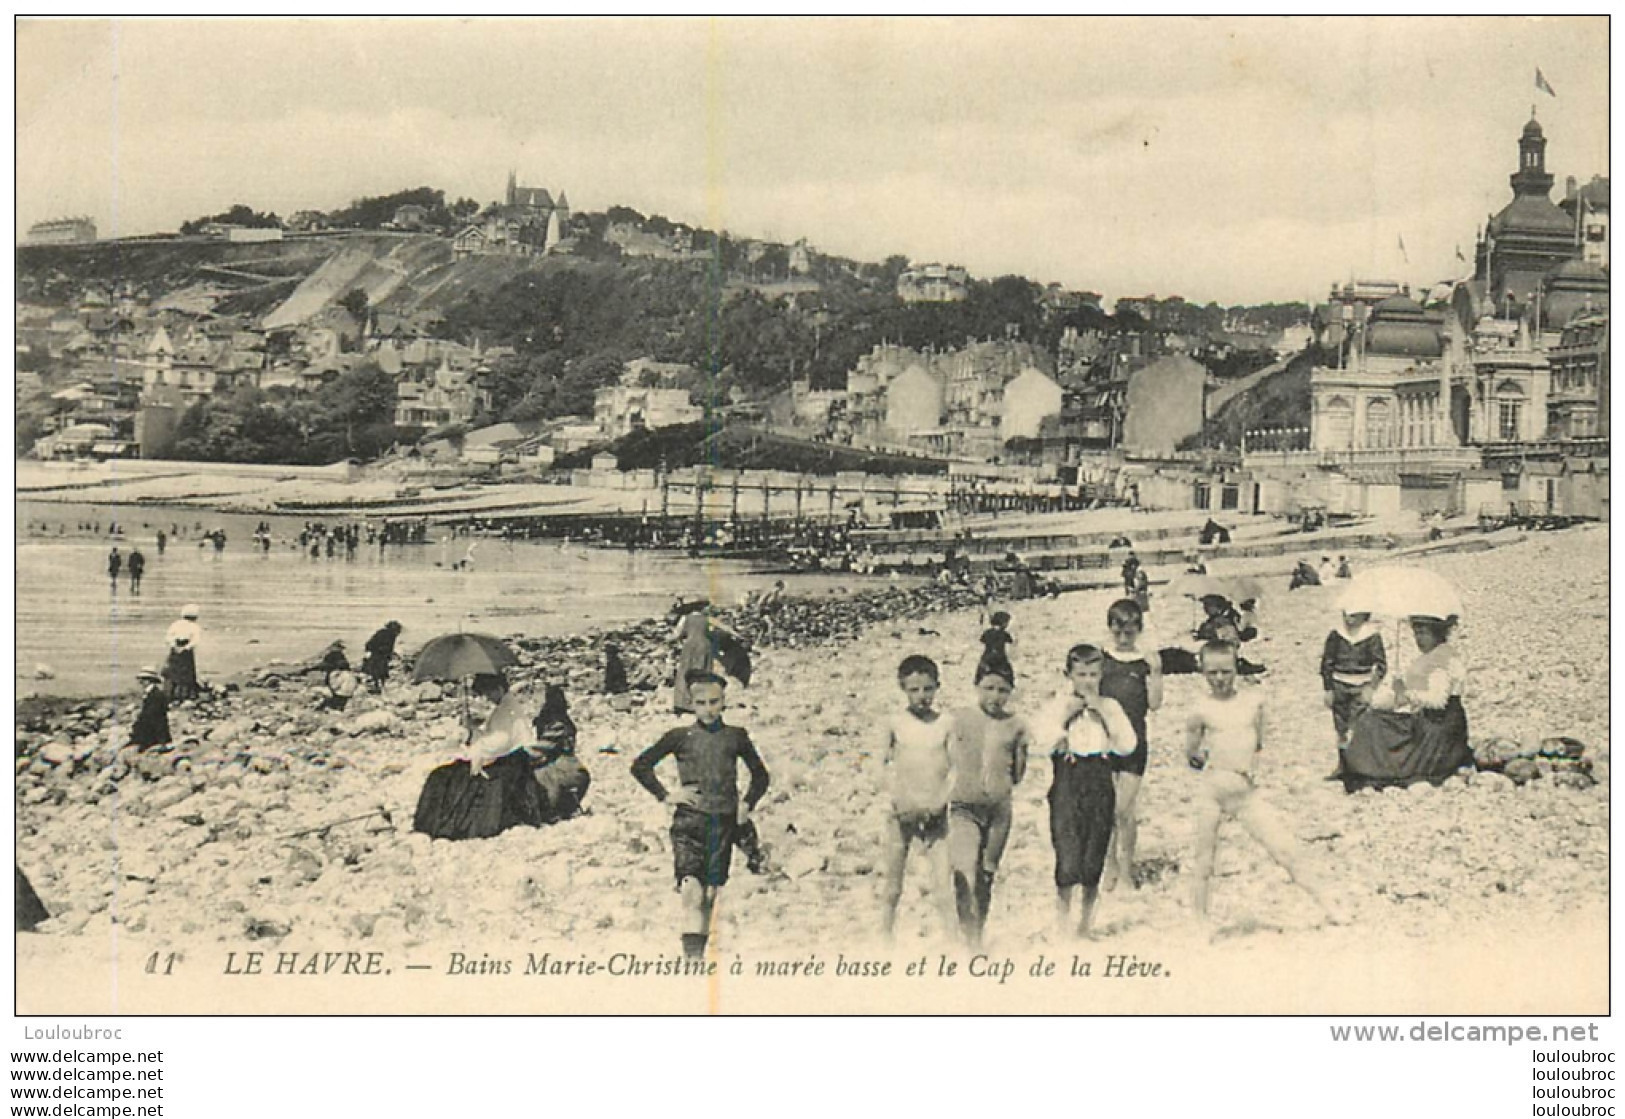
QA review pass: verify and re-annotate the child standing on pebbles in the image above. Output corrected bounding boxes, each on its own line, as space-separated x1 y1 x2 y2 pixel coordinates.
1320 607 1387 777
1100 598 1162 891
1185 642 1344 932
1032 644 1135 938
632 671 771 961
876 654 957 941
944 662 1031 947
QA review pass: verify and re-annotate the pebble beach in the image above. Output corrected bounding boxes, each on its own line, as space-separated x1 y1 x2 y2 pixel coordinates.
15 524 1609 1014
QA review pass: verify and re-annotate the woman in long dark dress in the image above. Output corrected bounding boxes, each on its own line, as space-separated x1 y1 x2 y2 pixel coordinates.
128 668 171 748
361 621 402 691
1341 616 1471 791
164 605 203 701
412 677 549 840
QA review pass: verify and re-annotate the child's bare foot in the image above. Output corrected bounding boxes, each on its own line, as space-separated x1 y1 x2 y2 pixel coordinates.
1101 863 1119 892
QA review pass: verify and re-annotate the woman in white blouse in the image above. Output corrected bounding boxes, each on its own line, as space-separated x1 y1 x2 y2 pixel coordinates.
1341 616 1471 791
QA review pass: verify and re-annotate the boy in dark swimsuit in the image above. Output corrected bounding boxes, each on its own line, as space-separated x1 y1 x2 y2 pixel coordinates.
1100 599 1162 891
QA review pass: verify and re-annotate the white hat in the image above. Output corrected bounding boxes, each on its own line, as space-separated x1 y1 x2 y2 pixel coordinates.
181 603 200 619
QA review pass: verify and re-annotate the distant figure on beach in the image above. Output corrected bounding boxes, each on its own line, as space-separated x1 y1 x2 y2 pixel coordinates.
977 611 1016 683
156 530 167 556
107 547 122 587
1121 553 1141 598
1317 555 1337 585
757 579 786 611
670 607 745 713
1194 595 1243 645
128 667 171 749
362 621 402 692
1289 558 1321 591
530 684 591 821
127 548 145 595
317 644 360 712
1185 642 1343 931
1336 555 1353 579
603 643 630 695
164 605 203 702
1199 519 1231 547
1132 564 1151 614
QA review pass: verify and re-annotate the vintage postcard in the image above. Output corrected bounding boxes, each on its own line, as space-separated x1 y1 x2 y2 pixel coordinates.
13 16 1608 1015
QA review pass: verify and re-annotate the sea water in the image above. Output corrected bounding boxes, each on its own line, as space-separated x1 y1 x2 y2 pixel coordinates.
15 501 868 698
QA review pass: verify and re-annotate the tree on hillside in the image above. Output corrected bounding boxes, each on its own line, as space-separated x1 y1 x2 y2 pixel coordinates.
179 203 282 235
338 288 370 331
329 187 447 229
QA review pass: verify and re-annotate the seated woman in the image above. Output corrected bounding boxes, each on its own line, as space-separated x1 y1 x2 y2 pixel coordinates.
530 684 591 821
1341 616 1471 792
1161 596 1266 676
412 677 557 840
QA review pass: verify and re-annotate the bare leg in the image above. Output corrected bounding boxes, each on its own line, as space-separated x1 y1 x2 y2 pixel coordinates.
977 801 1013 940
1108 771 1143 890
1189 793 1223 928
1078 884 1101 938
925 838 958 942
878 819 908 941
945 809 985 946
678 876 709 957
1236 795 1344 924
1054 885 1075 934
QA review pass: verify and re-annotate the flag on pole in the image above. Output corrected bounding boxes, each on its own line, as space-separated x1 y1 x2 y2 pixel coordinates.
1398 234 1409 263
1536 68 1557 97
1455 244 1466 263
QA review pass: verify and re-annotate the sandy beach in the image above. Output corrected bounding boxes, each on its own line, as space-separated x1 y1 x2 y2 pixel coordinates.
15 523 1608 1014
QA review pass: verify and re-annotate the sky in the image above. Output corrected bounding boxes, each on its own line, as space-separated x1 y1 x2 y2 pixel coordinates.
14 16 1611 306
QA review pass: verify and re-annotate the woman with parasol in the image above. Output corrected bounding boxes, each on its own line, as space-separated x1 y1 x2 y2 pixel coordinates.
1339 568 1473 791
412 674 568 840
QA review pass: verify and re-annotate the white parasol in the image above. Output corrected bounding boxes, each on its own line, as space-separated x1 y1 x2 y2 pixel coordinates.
1337 565 1464 621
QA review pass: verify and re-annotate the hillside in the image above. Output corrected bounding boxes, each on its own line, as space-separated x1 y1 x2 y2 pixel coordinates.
1190 344 1324 449
17 235 343 308
261 235 455 328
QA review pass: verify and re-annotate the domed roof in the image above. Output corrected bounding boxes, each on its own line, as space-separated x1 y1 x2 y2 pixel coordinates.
1489 194 1576 235
1371 295 1427 319
1365 296 1442 358
1522 116 1545 141
1542 260 1609 331
1546 258 1608 286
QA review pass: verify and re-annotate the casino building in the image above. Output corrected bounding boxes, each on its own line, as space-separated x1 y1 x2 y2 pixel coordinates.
1248 114 1609 520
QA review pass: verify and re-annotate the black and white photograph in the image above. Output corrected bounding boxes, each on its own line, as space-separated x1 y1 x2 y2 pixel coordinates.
11 14 1611 1039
